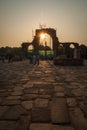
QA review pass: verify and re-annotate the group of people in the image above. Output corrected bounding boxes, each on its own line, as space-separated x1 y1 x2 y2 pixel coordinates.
30 54 40 65
0 55 5 63
0 54 40 65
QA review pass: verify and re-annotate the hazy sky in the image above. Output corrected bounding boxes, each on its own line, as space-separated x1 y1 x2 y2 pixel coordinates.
0 0 87 47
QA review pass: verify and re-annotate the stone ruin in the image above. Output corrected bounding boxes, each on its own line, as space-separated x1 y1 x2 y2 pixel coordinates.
21 27 84 65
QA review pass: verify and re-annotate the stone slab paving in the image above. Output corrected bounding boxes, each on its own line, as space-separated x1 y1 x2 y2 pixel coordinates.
69 107 87 130
0 60 87 130
51 98 70 124
31 107 51 122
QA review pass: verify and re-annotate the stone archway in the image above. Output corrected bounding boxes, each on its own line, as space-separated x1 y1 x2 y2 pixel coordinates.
35 28 59 51
21 28 59 57
21 27 80 59
59 42 80 58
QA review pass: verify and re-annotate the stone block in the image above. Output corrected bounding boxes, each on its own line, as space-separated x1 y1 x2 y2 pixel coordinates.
2 105 27 120
31 108 51 122
69 107 87 130
21 94 38 100
52 125 75 130
24 88 38 94
29 123 51 130
0 121 16 130
22 101 33 110
51 98 70 124
34 98 49 108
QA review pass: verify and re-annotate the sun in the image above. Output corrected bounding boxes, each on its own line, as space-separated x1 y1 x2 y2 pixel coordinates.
40 33 45 39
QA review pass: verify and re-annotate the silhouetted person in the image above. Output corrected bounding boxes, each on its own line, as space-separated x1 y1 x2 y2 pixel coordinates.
32 55 36 65
36 55 40 65
1 55 5 63
8 54 12 63
29 55 33 64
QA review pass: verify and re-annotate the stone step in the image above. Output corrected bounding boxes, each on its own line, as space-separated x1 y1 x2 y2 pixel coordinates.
51 98 70 124
29 123 51 130
29 123 75 130
51 125 75 130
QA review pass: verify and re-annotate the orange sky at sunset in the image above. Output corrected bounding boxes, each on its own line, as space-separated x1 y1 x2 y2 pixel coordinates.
0 0 87 47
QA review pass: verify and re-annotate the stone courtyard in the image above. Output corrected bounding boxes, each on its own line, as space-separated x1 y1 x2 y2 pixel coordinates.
0 60 87 130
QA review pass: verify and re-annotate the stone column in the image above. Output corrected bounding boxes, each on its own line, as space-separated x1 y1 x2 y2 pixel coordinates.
74 48 80 59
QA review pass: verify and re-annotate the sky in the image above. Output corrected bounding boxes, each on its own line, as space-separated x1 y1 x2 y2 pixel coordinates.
0 0 87 47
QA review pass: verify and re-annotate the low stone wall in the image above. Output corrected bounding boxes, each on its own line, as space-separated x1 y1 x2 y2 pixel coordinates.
54 58 84 66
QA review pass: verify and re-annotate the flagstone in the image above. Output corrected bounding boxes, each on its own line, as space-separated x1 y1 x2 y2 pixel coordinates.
21 101 33 110
1 99 21 106
21 94 38 100
24 88 39 94
0 121 16 130
51 98 70 124
29 123 51 130
67 98 77 107
34 98 49 108
69 107 87 130
31 107 51 122
2 105 27 120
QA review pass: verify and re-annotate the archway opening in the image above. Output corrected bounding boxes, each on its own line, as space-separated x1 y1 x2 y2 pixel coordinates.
39 33 52 49
28 45 34 51
69 44 75 58
39 33 54 58
27 45 34 58
58 44 65 56
70 44 75 49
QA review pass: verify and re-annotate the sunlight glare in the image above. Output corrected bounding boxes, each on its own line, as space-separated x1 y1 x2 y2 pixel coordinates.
40 33 45 39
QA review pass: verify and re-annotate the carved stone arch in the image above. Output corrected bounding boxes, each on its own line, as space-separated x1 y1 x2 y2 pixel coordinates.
65 43 79 58
59 43 64 47
21 28 59 56
69 42 79 49
58 43 65 55
28 43 34 51
33 28 59 55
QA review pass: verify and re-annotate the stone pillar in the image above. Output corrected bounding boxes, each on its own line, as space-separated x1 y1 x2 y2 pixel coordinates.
74 48 77 59
74 48 80 59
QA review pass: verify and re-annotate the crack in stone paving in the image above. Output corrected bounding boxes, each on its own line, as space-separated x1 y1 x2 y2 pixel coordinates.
0 60 87 130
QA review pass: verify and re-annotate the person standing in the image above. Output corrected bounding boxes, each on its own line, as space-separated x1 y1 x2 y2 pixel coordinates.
32 55 36 65
36 54 40 65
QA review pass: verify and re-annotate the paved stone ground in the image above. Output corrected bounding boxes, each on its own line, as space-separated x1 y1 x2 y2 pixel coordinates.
0 60 87 130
